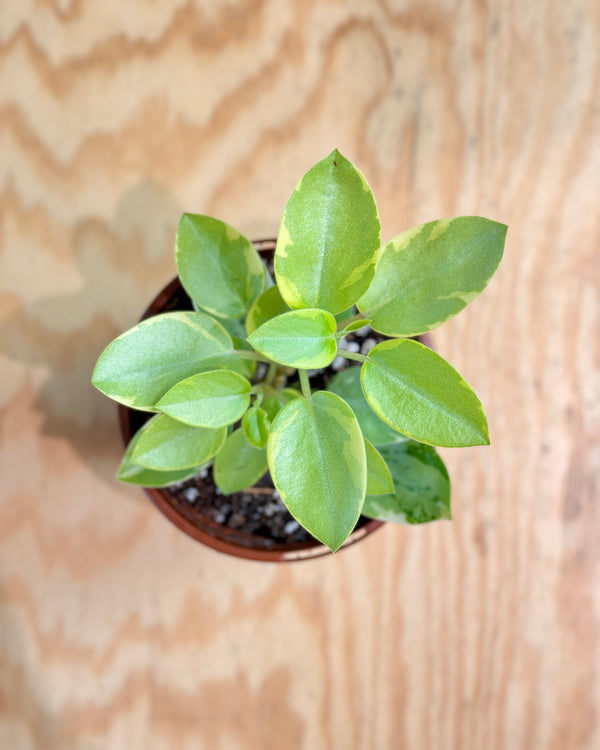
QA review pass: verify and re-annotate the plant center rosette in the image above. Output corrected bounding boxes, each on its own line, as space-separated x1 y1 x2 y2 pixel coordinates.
93 150 506 554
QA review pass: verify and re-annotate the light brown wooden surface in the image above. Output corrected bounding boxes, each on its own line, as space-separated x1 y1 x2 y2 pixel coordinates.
1 1 599 748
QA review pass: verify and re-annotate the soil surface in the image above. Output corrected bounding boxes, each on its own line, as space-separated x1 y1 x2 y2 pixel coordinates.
169 469 314 545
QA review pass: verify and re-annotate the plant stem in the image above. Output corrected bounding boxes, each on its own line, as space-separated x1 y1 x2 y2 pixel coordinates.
338 349 367 363
299 369 312 399
264 362 278 387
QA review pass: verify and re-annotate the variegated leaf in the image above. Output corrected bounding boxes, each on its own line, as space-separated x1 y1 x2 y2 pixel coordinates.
268 391 366 552
361 339 489 447
248 308 337 368
275 150 381 314
214 428 268 494
92 312 233 410
156 370 251 427
132 414 227 470
363 441 451 523
242 405 271 448
118 417 209 487
245 285 290 335
327 365 405 445
364 439 394 495
176 214 265 319
358 217 506 336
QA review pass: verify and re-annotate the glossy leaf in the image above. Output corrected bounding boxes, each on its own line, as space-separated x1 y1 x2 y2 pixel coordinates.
362 441 451 523
275 149 381 314
327 365 405 445
132 414 227 470
92 312 233 410
214 428 268 494
268 391 367 552
358 217 507 336
334 306 357 324
118 417 209 487
262 395 285 422
364 439 394 495
338 319 372 337
156 370 251 427
361 339 489 447
260 390 301 423
176 214 265 319
248 308 337 368
182 315 256 378
242 405 271 448
245 285 290 335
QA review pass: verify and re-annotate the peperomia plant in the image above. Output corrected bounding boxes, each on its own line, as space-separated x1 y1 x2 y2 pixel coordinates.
92 150 506 552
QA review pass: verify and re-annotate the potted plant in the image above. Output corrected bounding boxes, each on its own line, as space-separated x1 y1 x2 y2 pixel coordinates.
92 150 506 559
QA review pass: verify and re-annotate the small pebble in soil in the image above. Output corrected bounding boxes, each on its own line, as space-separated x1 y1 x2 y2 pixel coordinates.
229 512 247 529
183 487 199 503
165 468 316 546
361 338 377 354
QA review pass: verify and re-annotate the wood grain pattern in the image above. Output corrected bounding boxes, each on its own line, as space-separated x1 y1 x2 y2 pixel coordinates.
1 1 599 748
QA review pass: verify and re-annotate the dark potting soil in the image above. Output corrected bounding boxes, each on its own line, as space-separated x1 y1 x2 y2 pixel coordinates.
169 469 314 545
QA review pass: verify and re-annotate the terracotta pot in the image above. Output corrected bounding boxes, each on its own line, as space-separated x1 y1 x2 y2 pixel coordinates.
118 239 384 561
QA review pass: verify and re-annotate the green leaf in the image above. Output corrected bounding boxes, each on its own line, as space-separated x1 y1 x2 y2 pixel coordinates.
245 285 290 335
337 318 372 337
156 370 251 427
242 405 271 448
214 428 268 494
118 417 210 487
364 439 394 495
260 390 302 423
262 395 285 422
132 414 227 470
362 441 451 523
248 308 337 368
268 391 367 552
334 306 357 324
176 214 265 319
361 339 489 447
358 217 507 336
327 365 406 445
217 315 247 339
92 312 234 410
281 387 302 401
275 149 381 314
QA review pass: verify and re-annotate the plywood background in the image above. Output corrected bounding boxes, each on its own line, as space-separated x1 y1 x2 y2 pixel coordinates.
1 1 599 748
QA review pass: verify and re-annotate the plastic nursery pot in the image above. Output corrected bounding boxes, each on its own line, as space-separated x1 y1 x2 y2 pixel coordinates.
118 239 384 562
